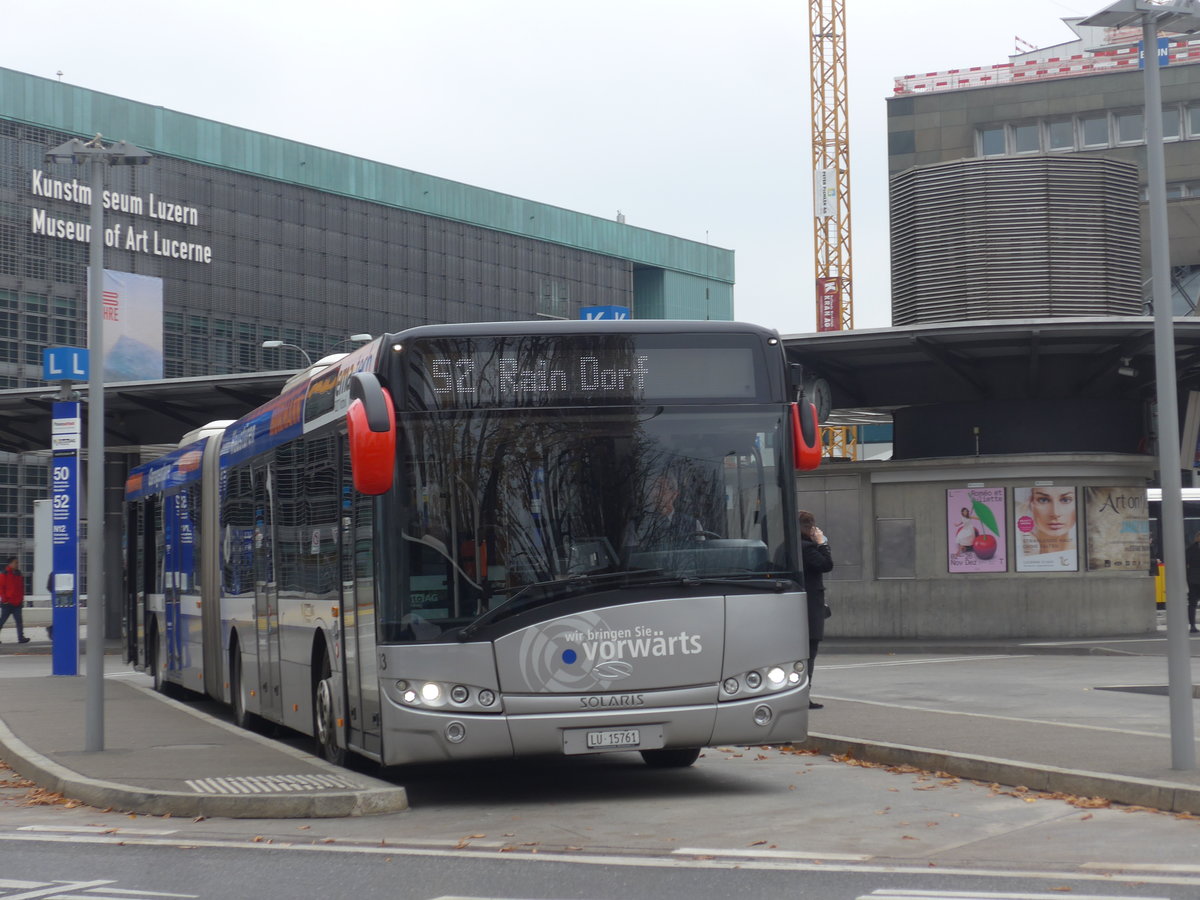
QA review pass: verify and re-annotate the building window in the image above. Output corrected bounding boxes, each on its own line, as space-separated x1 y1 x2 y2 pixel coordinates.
1080 115 1109 148
1013 123 1040 154
979 127 1005 156
1046 119 1074 151
1164 106 1181 141
1115 111 1144 144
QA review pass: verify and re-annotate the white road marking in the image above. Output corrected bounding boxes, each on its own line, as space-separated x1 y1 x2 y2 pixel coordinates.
184 774 364 794
673 846 871 861
810 695 1173 739
18 825 179 836
1024 638 1167 646
824 656 1027 669
0 830 1198 888
0 881 113 900
861 890 1169 899
0 881 195 900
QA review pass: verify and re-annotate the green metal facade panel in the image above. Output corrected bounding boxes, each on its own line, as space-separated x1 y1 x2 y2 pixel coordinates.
633 269 732 320
1 67 733 286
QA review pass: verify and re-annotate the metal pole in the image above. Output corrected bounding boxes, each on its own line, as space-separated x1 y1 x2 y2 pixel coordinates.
85 156 106 752
1142 15 1195 771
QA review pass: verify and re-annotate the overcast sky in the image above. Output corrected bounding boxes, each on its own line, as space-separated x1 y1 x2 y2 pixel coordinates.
6 0 1093 334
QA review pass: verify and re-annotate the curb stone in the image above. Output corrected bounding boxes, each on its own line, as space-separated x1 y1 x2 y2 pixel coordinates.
797 732 1200 816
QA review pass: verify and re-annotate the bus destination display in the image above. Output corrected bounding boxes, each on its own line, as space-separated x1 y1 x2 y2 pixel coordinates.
410 335 763 409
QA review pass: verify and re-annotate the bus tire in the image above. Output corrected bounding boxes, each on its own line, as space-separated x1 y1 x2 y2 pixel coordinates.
313 651 346 767
230 640 251 730
640 747 701 768
149 622 165 694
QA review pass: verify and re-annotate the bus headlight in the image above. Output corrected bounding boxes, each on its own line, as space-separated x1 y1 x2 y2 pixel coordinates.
386 678 503 713
719 662 804 701
420 682 442 703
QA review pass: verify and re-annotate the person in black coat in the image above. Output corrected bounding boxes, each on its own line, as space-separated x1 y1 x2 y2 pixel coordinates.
1185 532 1200 634
799 510 833 709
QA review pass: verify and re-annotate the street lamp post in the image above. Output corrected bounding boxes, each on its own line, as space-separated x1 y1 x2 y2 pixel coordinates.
331 333 374 353
261 340 313 367
1081 0 1200 770
44 134 151 753
261 334 373 367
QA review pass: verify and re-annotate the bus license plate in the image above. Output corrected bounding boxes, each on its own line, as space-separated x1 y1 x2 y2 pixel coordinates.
586 728 640 749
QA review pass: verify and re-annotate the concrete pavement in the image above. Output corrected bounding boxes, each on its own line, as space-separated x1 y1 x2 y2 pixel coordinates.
2 628 1200 818
0 635 407 818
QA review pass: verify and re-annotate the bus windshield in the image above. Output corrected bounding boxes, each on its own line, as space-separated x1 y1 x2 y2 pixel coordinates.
387 406 792 642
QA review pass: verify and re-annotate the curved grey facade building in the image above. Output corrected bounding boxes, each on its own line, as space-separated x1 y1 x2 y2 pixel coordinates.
890 156 1141 325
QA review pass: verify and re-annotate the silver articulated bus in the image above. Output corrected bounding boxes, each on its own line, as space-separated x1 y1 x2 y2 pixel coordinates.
124 320 823 768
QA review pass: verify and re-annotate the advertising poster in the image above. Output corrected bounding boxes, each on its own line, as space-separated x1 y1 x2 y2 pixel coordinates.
88 269 164 381
1085 487 1151 572
1013 485 1078 572
947 487 1006 573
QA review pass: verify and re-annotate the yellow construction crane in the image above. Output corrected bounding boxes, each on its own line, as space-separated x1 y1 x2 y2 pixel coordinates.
809 0 857 458
808 0 854 333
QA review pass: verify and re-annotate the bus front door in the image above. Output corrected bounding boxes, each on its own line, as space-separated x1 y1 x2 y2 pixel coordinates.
342 447 380 756
253 464 282 723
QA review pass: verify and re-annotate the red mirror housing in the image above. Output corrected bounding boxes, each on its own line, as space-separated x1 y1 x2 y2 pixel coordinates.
347 378 396 495
791 401 822 471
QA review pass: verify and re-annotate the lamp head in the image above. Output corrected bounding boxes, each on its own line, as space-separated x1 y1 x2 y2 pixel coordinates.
261 340 284 349
109 141 153 165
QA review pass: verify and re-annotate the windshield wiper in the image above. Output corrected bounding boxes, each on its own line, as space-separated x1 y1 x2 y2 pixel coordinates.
675 574 798 593
458 569 669 639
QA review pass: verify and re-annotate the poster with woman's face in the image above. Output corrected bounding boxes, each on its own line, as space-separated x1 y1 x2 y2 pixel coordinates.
1013 485 1078 572
947 487 1006 573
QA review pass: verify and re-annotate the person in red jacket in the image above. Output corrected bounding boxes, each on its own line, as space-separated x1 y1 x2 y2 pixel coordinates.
0 557 31 644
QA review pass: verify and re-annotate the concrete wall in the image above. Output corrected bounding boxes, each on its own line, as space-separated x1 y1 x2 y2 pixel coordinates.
797 453 1158 639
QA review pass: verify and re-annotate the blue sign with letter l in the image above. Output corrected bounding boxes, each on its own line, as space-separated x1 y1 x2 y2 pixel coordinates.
43 347 89 382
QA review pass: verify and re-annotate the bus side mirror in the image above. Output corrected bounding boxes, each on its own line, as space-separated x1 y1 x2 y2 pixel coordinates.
791 401 822 471
347 372 396 495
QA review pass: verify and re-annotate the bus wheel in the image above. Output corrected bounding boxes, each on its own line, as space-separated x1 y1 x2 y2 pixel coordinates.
150 624 165 694
230 643 250 730
640 748 701 768
313 654 346 767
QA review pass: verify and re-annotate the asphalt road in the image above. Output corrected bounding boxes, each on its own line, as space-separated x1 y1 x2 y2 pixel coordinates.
3 648 1200 899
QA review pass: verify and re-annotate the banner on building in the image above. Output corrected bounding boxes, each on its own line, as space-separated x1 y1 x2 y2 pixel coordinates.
1013 485 1078 572
1085 486 1150 572
817 277 841 332
86 269 164 382
947 487 1007 573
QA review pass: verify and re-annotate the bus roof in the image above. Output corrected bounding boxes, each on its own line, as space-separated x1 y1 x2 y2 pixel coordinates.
383 319 779 343
125 437 208 500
